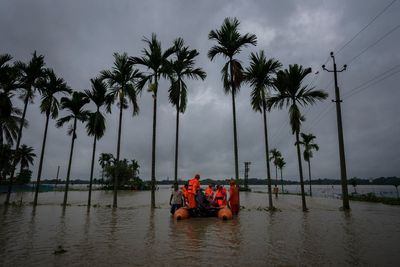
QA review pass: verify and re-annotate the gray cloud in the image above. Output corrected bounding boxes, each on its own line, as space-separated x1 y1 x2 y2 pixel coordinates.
1 0 399 182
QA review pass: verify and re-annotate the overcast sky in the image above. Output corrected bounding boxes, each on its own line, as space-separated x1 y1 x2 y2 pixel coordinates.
1 0 399 182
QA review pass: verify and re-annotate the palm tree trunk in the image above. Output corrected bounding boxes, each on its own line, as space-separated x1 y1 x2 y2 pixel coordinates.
280 168 284 193
5 95 29 205
151 78 158 209
34 111 50 206
63 118 77 207
174 81 180 184
275 165 278 186
295 130 307 211
114 97 124 208
308 160 312 197
88 110 99 208
262 92 273 209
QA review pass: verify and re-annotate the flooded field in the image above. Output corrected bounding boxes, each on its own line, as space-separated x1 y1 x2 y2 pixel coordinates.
1 187 400 266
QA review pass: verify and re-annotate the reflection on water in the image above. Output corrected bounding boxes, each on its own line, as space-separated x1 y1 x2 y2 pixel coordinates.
1 188 400 266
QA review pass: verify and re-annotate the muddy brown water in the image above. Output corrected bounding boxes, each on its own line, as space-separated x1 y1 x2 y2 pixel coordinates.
1 188 399 266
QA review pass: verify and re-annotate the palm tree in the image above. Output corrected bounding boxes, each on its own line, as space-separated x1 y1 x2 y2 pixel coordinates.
276 157 286 193
267 64 328 211
14 144 36 174
5 51 46 204
99 153 114 182
166 38 206 184
244 50 281 209
269 148 282 186
208 17 257 188
34 69 71 205
130 34 175 208
101 52 141 208
297 133 319 197
85 77 108 207
56 92 89 206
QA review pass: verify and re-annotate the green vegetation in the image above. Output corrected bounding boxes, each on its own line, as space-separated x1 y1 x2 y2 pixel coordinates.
349 193 400 205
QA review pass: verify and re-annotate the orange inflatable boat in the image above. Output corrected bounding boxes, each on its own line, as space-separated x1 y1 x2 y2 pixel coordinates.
173 207 233 220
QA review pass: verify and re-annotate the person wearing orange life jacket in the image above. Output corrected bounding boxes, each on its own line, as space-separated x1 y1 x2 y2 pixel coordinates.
181 183 189 206
187 174 201 208
214 185 227 207
205 184 214 201
228 179 239 215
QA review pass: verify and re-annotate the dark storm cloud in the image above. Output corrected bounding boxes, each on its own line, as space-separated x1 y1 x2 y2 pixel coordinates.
1 0 399 181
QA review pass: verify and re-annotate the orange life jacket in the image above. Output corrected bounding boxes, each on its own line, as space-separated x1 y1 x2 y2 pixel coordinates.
188 178 199 194
205 186 214 198
181 186 188 199
229 185 239 204
215 189 227 207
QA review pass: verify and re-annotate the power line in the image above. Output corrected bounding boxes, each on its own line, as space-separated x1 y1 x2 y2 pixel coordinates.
336 0 398 55
342 64 400 98
347 23 400 65
344 68 400 99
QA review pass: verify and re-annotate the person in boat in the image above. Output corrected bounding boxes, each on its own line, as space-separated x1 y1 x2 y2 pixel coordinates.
205 184 214 201
187 174 201 208
170 183 183 214
181 183 189 206
214 185 227 207
228 179 239 215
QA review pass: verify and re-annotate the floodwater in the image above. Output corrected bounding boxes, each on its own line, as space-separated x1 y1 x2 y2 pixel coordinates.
1 187 400 266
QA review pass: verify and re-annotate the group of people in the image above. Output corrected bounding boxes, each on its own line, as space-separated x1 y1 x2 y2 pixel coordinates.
169 174 240 215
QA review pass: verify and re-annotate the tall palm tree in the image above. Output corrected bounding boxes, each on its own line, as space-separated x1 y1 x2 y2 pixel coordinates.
244 50 281 209
269 148 282 186
130 34 175 208
276 157 286 193
5 51 46 204
85 77 108 207
268 64 328 211
101 52 141 208
208 17 257 188
166 38 206 184
297 133 319 197
34 69 71 205
99 153 114 182
14 144 36 174
56 92 89 206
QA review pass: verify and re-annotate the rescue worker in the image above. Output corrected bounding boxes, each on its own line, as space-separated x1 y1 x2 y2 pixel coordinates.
214 185 227 207
228 179 239 215
187 174 200 208
181 183 189 206
205 184 214 201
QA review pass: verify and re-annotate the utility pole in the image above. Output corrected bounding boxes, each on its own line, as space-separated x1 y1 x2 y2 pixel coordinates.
244 162 251 191
322 52 350 210
55 165 60 188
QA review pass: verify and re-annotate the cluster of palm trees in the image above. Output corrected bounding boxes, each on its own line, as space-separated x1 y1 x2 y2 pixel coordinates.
1 17 330 212
208 17 328 211
1 34 206 208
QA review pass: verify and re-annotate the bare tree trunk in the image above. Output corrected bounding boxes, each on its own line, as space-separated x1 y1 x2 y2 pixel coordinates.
34 111 50 205
114 98 124 208
151 78 158 209
262 90 273 209
229 58 240 206
5 95 28 205
63 118 77 207
308 160 312 197
295 130 307 211
174 81 180 184
88 109 99 208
